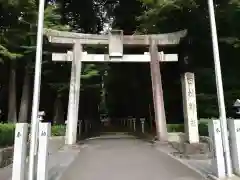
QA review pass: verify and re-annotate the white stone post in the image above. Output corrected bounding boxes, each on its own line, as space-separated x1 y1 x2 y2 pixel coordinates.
228 119 240 175
133 118 136 132
140 118 145 133
12 123 28 180
35 111 45 155
66 42 82 145
37 123 51 180
149 40 167 141
181 72 199 143
208 119 226 179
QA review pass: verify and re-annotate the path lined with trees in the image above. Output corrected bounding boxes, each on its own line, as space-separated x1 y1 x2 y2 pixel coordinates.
0 0 240 126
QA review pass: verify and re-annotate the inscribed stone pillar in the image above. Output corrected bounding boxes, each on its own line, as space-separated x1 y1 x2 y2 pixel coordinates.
208 120 226 178
66 42 82 145
149 39 168 141
181 72 199 143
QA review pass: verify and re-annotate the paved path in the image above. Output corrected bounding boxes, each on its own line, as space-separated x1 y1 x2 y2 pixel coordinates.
59 134 207 180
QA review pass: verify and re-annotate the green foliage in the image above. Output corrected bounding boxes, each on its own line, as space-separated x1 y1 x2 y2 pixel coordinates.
167 121 209 136
51 125 66 136
0 45 23 61
58 0 104 33
44 3 69 31
135 0 240 118
0 0 37 62
198 122 209 136
0 123 15 147
167 124 185 132
0 124 65 148
1 0 240 126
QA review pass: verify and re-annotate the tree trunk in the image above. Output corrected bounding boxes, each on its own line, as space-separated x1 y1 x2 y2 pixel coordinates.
8 63 17 123
53 97 64 124
18 70 30 123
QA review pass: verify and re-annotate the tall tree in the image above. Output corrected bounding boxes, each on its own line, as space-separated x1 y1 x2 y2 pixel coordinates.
0 1 33 122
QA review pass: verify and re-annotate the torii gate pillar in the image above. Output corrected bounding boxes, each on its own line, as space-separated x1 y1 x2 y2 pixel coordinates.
45 28 190 144
149 39 168 141
65 42 82 145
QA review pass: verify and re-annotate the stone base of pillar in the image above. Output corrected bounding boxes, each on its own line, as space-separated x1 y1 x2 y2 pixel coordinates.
169 141 210 159
183 142 209 154
166 132 210 159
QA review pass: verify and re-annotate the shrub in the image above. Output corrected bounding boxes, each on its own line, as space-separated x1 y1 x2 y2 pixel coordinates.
198 122 209 136
0 123 15 148
167 124 184 132
51 125 66 136
0 123 66 148
167 121 209 136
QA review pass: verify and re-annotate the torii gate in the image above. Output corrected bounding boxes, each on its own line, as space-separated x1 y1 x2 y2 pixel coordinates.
44 29 199 145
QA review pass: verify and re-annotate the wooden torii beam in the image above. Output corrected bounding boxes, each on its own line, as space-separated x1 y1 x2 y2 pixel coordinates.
45 29 189 144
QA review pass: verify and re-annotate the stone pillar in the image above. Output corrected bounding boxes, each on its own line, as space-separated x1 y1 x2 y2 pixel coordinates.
37 123 51 180
181 72 199 143
12 123 28 180
66 42 82 145
228 119 240 175
208 119 226 178
149 39 167 141
140 118 145 133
